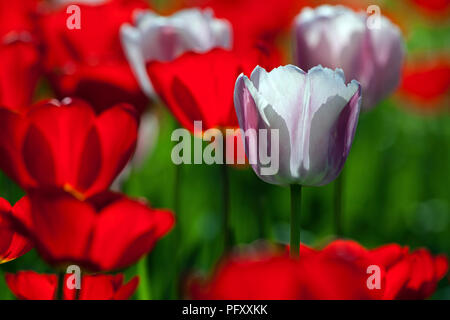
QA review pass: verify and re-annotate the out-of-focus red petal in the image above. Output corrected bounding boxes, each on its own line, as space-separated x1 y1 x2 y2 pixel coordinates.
369 244 407 268
434 255 449 280
39 0 149 111
400 61 450 110
5 271 57 300
0 197 32 263
7 271 138 300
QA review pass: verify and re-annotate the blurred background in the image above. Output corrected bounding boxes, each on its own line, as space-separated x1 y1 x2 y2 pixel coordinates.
0 0 449 299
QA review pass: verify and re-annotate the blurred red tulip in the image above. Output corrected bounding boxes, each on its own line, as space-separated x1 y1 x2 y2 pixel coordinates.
188 243 385 300
0 197 32 264
38 0 149 112
188 247 308 300
399 60 450 111
0 99 138 199
310 240 449 300
0 0 41 111
4 191 174 272
410 0 450 14
147 48 257 132
184 0 305 48
6 271 138 300
189 240 448 300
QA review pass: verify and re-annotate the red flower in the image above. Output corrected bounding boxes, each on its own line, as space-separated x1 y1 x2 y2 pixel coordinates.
188 241 448 300
0 0 41 111
188 243 384 300
0 197 32 264
399 60 450 111
189 251 302 300
147 48 256 132
6 271 138 300
3 191 174 272
304 240 449 300
410 0 450 15
184 0 305 49
0 99 138 198
38 0 149 112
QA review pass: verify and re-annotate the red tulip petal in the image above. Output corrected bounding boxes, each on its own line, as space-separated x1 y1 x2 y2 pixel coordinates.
5 271 57 300
147 49 255 132
90 198 174 270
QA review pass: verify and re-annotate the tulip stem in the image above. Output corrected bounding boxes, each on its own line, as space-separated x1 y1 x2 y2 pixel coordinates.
173 162 182 299
334 172 344 237
222 142 232 251
56 272 64 300
290 184 302 258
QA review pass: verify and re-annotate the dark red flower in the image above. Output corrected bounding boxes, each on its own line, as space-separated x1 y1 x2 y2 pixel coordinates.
0 99 138 198
189 250 302 300
3 191 174 272
305 240 449 300
6 271 138 300
0 197 32 264
410 0 450 15
184 0 305 48
0 0 41 111
189 241 448 300
188 243 384 300
147 48 256 132
399 60 450 111
38 0 149 112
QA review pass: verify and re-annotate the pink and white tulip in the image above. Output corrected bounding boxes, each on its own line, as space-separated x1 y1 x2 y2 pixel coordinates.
234 65 362 186
293 5 405 111
120 8 232 98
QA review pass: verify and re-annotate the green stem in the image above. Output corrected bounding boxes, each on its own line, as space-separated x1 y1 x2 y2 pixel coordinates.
334 171 344 237
290 184 302 258
56 272 64 300
172 163 182 299
136 257 152 300
221 142 232 251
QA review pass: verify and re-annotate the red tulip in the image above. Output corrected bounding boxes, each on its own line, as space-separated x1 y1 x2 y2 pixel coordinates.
188 249 304 300
0 99 138 199
0 0 41 111
306 240 449 300
184 0 305 49
3 191 174 272
188 243 385 300
410 0 450 14
399 60 450 111
147 48 257 132
0 197 32 264
189 241 448 300
38 0 149 112
5 271 138 300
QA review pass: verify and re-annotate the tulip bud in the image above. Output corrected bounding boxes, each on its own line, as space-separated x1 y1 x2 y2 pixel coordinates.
234 65 362 186
120 8 232 98
293 5 405 111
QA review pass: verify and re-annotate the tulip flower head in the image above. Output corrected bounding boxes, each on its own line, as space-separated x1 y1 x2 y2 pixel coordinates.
3 192 174 272
234 65 362 186
6 271 139 300
0 99 139 199
121 8 232 98
293 5 405 111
